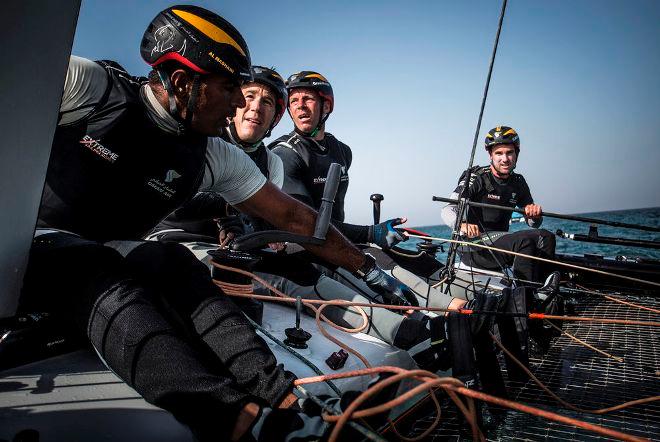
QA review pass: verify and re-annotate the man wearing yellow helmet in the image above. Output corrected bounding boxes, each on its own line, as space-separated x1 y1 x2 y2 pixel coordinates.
442 126 559 290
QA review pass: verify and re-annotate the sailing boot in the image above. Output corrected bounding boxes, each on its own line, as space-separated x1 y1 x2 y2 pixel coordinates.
454 288 510 402
529 271 565 354
535 271 561 305
528 271 563 354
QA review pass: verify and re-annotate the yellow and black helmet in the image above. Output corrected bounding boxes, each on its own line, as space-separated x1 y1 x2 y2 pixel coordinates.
140 5 252 84
485 126 520 152
285 71 334 113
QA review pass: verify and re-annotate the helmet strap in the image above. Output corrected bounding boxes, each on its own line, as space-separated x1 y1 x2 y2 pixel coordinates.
294 97 329 139
157 68 179 117
157 68 198 136
184 74 201 132
264 112 280 139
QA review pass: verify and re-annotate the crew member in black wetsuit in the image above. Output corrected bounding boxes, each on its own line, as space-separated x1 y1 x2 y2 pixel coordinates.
19 6 420 441
442 126 559 288
270 71 407 250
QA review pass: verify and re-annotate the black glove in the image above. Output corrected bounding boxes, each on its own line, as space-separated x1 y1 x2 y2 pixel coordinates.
357 255 419 306
367 218 408 249
216 215 245 245
249 407 329 442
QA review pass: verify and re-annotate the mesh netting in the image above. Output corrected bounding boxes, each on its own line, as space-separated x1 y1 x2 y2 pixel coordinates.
405 292 660 441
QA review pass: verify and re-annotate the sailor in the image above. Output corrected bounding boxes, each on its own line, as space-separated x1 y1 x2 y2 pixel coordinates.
269 71 408 251
441 126 560 288
19 6 419 441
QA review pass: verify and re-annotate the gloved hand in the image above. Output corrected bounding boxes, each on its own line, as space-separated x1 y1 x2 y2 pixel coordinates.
359 255 419 307
216 215 245 247
367 217 408 249
249 407 330 442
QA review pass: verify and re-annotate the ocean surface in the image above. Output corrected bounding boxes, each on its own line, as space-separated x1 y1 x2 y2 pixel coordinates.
400 207 660 262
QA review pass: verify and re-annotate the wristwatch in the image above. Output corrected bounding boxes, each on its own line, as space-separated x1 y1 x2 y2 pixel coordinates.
353 253 377 279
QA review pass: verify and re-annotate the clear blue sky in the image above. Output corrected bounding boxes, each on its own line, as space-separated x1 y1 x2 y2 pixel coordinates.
72 0 660 226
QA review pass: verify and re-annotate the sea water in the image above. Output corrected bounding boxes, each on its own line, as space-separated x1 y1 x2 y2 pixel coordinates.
400 207 660 262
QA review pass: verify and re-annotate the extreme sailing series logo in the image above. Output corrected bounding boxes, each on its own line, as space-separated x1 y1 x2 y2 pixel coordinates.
80 135 119 163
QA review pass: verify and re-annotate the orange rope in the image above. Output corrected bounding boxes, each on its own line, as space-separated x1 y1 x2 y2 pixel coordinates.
221 289 660 327
602 295 660 314
389 389 442 442
314 303 371 368
213 262 657 440
212 262 373 368
296 367 647 442
451 386 648 442
531 313 660 327
316 369 483 442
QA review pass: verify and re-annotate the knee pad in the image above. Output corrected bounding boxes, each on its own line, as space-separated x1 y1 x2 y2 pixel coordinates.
190 297 246 338
87 285 174 385
120 241 220 316
23 239 127 322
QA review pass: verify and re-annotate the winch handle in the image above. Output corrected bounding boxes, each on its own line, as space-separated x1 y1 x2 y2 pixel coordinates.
313 163 342 240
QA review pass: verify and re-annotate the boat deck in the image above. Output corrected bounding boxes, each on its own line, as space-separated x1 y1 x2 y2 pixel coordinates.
404 291 660 441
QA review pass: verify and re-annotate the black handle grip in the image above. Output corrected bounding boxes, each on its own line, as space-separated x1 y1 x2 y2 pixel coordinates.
370 194 383 224
313 163 342 240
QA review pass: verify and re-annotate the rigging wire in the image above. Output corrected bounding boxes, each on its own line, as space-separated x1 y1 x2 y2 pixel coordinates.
574 284 660 314
445 0 509 277
411 233 660 288
542 320 624 363
489 332 660 414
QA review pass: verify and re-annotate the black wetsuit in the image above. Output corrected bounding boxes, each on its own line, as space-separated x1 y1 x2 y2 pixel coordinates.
22 60 294 441
452 166 555 283
270 131 372 243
